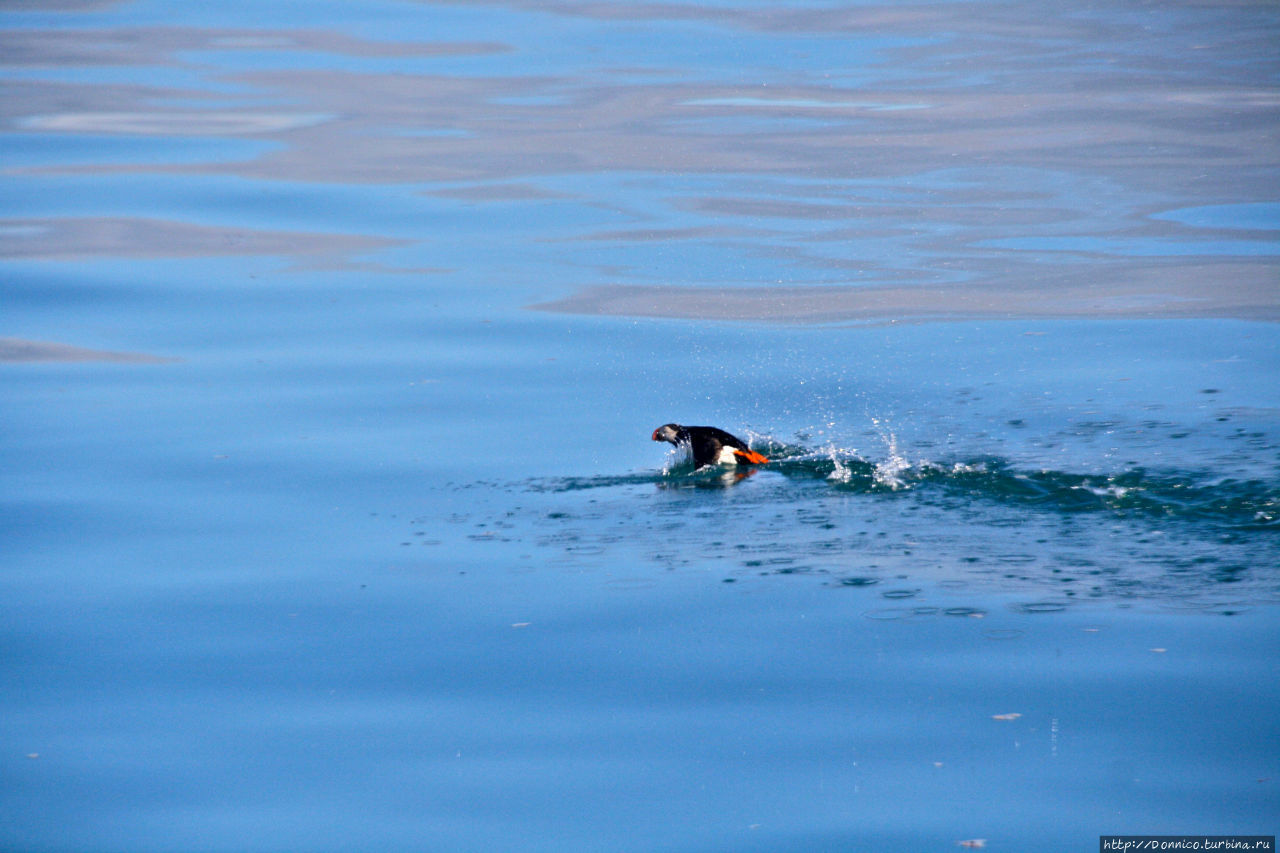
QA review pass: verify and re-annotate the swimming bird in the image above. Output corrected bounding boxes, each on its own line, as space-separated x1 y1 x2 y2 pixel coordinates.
651 423 769 469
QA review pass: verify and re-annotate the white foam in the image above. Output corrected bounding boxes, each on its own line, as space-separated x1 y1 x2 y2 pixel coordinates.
870 418 912 490
826 444 853 483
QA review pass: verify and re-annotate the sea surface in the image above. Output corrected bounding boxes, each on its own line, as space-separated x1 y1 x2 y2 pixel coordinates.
3 1 1278 851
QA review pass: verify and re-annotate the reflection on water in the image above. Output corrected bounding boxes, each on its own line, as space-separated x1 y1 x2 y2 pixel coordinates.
0 336 176 363
2 0 1277 305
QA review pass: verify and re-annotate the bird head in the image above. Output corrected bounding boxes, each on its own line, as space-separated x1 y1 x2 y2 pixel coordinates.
651 423 683 444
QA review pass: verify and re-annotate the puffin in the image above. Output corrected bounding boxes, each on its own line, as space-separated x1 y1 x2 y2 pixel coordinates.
651 423 769 469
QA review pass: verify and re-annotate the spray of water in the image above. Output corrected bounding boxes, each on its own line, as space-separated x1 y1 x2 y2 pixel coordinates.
869 417 912 490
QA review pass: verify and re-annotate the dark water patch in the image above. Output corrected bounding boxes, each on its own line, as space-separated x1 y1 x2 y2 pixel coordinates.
415 447 1280 605
525 471 671 492
524 450 1279 531
925 462 1278 528
769 564 821 576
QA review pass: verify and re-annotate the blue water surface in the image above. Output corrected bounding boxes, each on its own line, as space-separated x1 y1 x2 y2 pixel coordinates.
2 0 1278 850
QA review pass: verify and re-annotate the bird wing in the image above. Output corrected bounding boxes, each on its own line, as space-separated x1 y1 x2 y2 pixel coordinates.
687 430 724 468
686 426 768 466
691 426 747 450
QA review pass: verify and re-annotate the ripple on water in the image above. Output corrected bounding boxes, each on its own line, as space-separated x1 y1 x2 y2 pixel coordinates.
943 607 987 618
837 576 880 587
863 606 940 621
1010 601 1072 614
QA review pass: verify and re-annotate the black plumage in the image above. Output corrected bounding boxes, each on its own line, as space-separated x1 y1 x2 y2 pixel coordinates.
651 423 769 468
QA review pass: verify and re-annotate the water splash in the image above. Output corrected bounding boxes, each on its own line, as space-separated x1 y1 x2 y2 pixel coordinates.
826 444 854 484
869 418 912 490
659 443 690 476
